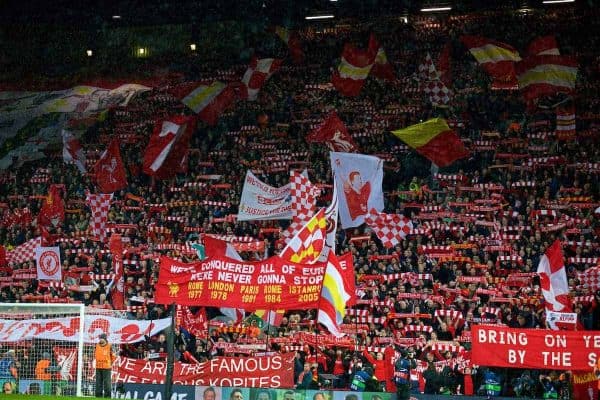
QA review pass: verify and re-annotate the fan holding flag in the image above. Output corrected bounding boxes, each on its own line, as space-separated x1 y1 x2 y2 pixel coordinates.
537 240 577 330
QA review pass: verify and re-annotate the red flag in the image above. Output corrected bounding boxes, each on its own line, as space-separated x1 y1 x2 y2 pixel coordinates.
370 35 395 81
461 35 521 87
527 36 560 56
143 115 196 180
437 41 452 86
275 26 304 64
109 234 125 310
306 111 359 153
0 245 6 268
170 81 235 126
240 57 282 101
332 36 378 96
94 139 127 193
516 55 578 102
177 305 208 337
38 184 65 228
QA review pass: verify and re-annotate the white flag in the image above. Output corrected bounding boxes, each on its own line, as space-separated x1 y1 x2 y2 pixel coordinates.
537 240 571 312
35 246 62 281
545 310 577 330
330 152 384 229
237 170 292 221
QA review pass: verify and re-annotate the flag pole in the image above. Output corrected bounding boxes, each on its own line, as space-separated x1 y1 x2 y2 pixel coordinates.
264 309 271 353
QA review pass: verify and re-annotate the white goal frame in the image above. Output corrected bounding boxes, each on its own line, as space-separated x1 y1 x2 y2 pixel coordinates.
0 302 85 397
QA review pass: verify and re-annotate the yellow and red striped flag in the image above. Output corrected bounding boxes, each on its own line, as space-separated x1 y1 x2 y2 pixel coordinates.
461 35 521 87
391 118 469 167
555 106 576 141
516 55 578 102
332 35 378 96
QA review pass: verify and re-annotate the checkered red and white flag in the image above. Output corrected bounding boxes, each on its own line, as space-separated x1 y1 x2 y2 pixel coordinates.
364 208 413 248
422 80 452 106
281 170 320 240
7 237 42 265
280 208 327 264
577 265 600 292
418 52 452 106
86 193 113 242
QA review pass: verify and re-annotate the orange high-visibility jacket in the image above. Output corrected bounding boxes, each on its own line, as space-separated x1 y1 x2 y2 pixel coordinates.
95 343 116 370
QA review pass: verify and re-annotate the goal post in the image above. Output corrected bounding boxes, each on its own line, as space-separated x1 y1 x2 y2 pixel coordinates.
0 302 168 396
0 303 86 396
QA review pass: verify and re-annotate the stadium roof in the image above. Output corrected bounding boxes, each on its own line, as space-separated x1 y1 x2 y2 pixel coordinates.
0 0 582 26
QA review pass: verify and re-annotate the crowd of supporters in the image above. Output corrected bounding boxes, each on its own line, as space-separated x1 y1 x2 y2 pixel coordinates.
0 4 599 398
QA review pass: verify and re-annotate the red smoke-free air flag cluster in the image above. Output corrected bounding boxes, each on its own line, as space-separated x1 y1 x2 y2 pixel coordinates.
391 118 469 167
143 115 197 180
306 111 359 153
332 35 378 96
460 35 521 87
94 139 127 193
537 240 571 312
241 57 282 101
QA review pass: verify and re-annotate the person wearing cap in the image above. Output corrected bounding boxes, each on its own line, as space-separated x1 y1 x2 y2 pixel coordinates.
95 333 117 398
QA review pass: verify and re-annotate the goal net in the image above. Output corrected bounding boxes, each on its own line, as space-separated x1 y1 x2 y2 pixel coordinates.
0 303 123 397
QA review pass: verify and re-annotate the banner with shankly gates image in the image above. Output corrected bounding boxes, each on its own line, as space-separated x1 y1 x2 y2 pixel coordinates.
472 325 600 370
112 353 294 387
155 255 326 309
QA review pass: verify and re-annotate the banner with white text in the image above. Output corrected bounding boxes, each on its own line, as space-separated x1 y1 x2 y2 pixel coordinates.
0 315 170 343
156 255 325 309
472 325 600 370
113 353 294 387
237 170 292 221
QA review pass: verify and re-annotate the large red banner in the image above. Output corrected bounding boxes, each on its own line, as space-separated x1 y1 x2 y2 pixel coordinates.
472 325 600 370
156 255 326 309
572 371 598 400
113 353 294 387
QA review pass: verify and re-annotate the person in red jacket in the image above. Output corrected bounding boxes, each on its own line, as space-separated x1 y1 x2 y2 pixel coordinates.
362 346 396 392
